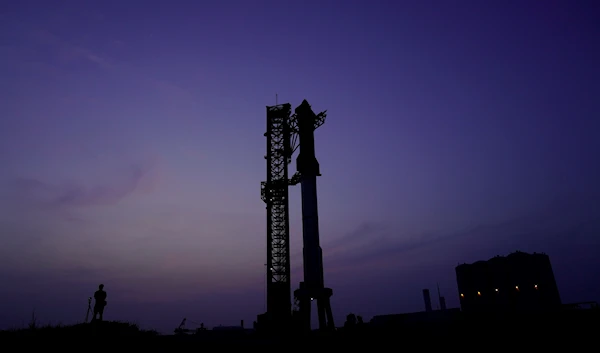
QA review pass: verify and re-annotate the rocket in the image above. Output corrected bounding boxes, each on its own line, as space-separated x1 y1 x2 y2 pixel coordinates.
294 100 334 331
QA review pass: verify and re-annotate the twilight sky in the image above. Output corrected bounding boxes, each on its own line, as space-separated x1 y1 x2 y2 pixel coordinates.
0 0 599 333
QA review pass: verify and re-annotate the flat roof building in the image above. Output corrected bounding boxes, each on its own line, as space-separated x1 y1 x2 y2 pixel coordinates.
456 251 561 312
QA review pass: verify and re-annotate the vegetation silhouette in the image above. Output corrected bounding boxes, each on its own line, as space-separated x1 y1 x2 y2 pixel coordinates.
0 321 158 339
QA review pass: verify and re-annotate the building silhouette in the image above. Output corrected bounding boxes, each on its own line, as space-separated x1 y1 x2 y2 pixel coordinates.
422 289 433 312
456 251 561 312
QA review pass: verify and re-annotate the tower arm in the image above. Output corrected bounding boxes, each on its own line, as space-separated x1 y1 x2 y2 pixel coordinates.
314 111 327 129
289 172 302 186
288 113 300 163
260 181 268 202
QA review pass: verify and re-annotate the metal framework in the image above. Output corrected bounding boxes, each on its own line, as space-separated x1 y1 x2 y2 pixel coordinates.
260 103 299 327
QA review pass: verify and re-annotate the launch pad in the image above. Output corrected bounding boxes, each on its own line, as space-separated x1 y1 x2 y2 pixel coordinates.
260 100 334 332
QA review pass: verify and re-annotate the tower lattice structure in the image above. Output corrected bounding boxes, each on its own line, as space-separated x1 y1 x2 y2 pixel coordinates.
260 103 299 327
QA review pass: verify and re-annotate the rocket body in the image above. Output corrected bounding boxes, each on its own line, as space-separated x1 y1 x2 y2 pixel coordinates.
294 100 334 330
296 101 324 294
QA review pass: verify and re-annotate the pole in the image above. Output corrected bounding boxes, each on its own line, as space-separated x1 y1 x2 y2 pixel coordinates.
85 297 92 323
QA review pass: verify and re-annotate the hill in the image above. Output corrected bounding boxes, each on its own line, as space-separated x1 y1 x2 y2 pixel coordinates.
0 320 159 339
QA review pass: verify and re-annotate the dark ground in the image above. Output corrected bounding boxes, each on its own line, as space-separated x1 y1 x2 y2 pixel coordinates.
1 309 597 347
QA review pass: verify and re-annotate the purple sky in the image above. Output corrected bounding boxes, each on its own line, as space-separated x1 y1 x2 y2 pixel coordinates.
1 0 599 333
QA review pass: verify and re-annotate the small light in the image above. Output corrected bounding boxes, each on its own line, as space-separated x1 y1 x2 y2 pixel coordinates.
515 286 519 291
534 284 538 289
310 297 314 301
460 293 464 298
495 288 499 292
477 291 481 296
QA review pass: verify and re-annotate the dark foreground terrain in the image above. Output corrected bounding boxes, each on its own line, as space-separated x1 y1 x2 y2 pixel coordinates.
1 309 598 347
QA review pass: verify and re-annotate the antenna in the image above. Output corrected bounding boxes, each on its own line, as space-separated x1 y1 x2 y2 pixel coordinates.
437 283 447 311
437 283 442 310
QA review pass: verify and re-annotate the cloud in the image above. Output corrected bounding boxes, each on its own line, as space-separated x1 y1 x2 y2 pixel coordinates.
28 29 188 97
290 220 435 274
327 222 389 251
7 159 159 210
313 195 600 275
7 27 194 114
28 29 114 70
111 40 125 47
142 76 197 112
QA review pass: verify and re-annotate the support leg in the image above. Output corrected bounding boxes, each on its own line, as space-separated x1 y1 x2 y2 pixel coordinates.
325 297 335 330
317 299 327 330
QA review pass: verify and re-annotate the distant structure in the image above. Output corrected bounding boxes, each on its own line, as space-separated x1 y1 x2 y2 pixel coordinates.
371 289 460 328
456 251 562 312
437 283 447 311
423 289 433 312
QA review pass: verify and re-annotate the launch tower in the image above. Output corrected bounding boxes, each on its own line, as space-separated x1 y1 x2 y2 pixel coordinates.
260 100 333 332
260 103 297 331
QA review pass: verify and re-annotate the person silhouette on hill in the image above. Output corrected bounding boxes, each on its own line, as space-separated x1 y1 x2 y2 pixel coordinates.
92 284 107 322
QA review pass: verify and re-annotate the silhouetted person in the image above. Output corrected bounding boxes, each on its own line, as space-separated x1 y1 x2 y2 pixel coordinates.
92 284 107 322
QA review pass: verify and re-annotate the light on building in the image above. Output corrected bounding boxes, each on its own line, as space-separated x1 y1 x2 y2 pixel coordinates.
495 288 499 292
477 291 481 296
534 284 538 289
460 293 464 298
515 286 519 291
